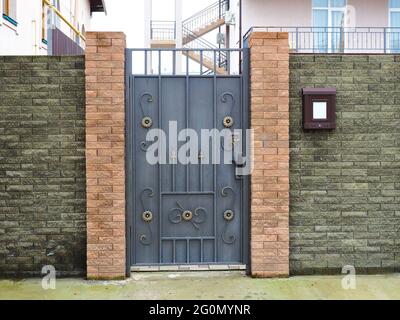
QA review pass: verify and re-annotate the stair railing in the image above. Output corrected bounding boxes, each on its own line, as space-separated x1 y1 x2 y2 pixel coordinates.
182 0 228 33
182 26 228 72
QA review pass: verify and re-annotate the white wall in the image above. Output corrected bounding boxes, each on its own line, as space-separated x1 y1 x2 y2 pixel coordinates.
243 0 312 33
0 0 93 55
348 0 389 28
0 0 44 55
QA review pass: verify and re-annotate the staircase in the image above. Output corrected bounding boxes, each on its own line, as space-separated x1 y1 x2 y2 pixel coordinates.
149 0 230 74
182 26 228 74
182 0 228 45
182 0 229 74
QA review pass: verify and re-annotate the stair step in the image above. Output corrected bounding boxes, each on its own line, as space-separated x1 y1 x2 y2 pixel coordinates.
182 18 225 45
182 51 227 75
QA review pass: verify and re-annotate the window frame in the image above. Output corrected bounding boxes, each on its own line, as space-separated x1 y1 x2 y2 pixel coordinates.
312 0 347 53
389 0 400 52
389 0 400 26
42 0 47 44
312 0 347 28
2 0 18 27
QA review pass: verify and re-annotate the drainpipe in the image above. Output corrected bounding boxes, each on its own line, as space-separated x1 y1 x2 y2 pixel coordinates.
32 19 38 55
239 0 242 48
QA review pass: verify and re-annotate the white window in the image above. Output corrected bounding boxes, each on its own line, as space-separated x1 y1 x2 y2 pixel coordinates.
312 0 346 52
389 0 400 52
312 102 328 120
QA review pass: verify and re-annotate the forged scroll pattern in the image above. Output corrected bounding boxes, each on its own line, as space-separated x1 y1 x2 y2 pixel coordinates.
220 92 235 128
139 93 154 151
221 186 236 244
168 201 207 230
140 92 153 128
139 187 154 245
139 136 158 152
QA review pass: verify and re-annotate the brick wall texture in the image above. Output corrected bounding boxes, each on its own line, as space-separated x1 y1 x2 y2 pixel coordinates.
290 55 400 274
248 32 290 277
0 56 86 276
85 32 126 279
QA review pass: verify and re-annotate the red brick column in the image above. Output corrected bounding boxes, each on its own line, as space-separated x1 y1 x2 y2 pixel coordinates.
85 32 126 279
248 32 290 277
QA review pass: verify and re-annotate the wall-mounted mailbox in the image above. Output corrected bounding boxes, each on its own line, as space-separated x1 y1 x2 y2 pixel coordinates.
302 88 336 130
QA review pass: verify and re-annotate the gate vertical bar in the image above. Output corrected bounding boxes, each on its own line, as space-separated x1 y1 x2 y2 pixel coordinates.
125 49 133 273
242 47 250 267
186 56 190 192
158 51 162 263
239 58 244 263
213 50 217 262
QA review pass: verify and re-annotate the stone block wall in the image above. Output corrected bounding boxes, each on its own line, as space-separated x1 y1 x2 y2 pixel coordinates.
289 55 400 274
0 56 86 276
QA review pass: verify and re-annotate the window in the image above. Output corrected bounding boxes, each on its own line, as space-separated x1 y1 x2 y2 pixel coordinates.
2 0 17 26
42 0 47 43
312 101 328 120
312 0 346 52
389 0 400 52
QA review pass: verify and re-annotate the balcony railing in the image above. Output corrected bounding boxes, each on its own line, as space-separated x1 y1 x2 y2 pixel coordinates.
151 20 176 41
244 27 400 54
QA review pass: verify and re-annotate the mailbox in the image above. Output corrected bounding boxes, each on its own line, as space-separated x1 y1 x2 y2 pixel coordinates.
302 88 336 130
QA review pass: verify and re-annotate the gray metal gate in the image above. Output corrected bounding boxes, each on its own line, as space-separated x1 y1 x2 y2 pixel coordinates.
126 48 249 266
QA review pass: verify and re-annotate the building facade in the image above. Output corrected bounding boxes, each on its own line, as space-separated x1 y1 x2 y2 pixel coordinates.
227 0 400 53
0 0 105 55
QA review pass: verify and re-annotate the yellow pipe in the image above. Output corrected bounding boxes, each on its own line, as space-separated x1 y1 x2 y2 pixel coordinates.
43 0 86 41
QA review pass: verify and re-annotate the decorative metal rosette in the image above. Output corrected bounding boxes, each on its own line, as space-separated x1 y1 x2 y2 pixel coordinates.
223 116 234 128
142 210 153 222
223 209 234 221
141 116 153 128
182 210 193 221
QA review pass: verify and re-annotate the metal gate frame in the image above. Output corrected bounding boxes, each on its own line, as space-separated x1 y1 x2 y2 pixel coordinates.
125 48 250 273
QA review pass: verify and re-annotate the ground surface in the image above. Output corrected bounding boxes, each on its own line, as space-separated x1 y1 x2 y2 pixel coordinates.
0 272 399 300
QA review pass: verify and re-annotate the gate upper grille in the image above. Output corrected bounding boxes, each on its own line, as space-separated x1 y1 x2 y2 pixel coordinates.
126 48 243 76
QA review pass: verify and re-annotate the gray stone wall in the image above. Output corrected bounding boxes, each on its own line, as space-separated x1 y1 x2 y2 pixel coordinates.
0 56 86 276
289 55 400 275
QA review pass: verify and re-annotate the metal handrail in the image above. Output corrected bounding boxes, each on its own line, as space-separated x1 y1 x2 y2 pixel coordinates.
43 0 85 41
151 20 176 41
244 27 400 53
182 0 228 33
182 26 227 69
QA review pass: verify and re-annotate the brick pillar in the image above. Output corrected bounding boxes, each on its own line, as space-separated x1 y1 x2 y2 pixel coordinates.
248 32 290 277
85 32 126 279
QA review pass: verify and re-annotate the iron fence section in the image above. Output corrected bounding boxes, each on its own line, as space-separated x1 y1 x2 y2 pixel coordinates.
244 27 400 53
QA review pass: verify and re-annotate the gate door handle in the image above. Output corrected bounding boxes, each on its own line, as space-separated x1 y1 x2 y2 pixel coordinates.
233 152 245 180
